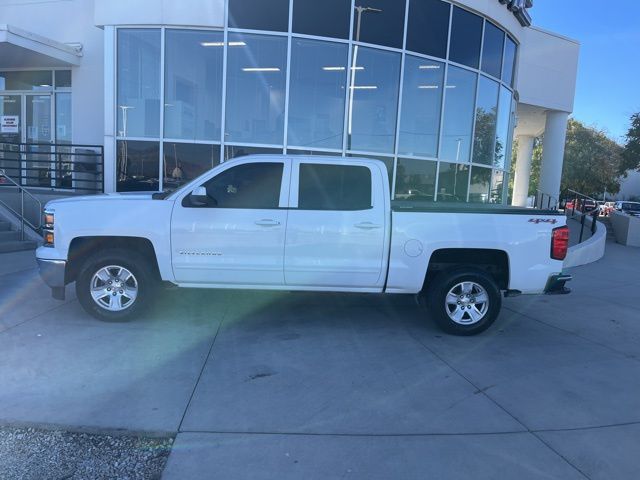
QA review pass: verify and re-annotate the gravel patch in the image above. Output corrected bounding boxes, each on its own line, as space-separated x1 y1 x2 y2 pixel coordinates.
0 427 173 480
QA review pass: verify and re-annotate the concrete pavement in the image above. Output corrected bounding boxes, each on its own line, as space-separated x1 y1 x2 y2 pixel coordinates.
0 241 639 479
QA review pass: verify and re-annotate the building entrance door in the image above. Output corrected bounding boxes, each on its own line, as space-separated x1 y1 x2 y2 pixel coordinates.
0 95 22 182
24 94 53 187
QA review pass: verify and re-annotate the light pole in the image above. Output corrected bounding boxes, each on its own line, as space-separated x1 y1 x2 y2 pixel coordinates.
348 5 382 149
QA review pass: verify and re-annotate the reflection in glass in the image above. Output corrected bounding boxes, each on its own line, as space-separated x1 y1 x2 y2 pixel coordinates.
469 166 491 203
398 57 444 158
481 22 505 79
502 37 517 86
55 70 72 88
449 7 483 68
164 30 224 142
55 92 73 189
406 0 450 59
495 86 513 170
293 0 351 39
347 46 401 154
0 71 52 91
395 158 437 202
117 29 161 138
25 95 52 188
473 77 499 166
224 145 283 161
352 0 406 48
348 153 394 189
288 39 348 149
437 162 469 202
491 170 504 204
228 0 289 31
116 140 159 192
441 66 477 163
163 142 221 190
225 33 287 145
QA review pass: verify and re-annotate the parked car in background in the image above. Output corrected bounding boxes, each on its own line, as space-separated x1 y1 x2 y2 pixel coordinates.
599 202 615 216
614 201 640 217
580 199 598 213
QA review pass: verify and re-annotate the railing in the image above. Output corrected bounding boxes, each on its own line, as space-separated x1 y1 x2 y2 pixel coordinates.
534 190 559 210
0 142 104 193
0 169 42 240
565 188 599 244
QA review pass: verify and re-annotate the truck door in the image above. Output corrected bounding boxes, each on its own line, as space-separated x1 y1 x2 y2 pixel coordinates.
284 160 387 289
171 159 290 285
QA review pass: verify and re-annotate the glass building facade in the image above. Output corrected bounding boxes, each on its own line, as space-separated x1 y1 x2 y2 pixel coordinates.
115 0 517 203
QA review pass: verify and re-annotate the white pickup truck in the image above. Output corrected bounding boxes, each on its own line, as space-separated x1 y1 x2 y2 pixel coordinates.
36 155 571 335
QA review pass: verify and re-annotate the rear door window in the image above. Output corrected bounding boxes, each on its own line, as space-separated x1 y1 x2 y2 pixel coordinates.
298 164 372 211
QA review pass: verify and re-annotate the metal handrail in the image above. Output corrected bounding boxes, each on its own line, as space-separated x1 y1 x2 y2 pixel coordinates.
565 188 599 243
0 169 42 240
535 190 559 210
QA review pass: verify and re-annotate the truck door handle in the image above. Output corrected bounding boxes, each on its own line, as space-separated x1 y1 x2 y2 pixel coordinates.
355 222 382 230
255 219 281 227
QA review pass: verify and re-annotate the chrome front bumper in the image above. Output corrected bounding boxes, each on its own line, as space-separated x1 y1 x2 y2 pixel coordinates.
37 258 67 300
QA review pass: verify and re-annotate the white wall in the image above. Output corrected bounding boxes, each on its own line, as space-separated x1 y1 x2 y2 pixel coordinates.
517 26 580 113
618 170 640 200
94 0 224 27
0 0 104 145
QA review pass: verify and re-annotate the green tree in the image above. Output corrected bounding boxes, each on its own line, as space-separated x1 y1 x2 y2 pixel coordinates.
620 112 640 174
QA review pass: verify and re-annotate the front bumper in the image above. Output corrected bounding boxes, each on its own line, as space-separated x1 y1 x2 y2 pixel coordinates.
544 273 572 295
36 258 67 300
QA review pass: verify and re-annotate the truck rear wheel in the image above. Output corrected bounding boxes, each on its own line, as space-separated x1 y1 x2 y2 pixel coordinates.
75 248 156 322
424 268 502 336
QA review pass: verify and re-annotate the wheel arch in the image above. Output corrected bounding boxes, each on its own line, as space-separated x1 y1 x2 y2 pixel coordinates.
423 248 510 291
66 236 161 284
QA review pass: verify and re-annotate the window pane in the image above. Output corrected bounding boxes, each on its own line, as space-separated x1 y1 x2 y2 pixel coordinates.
224 145 283 161
293 0 351 39
163 142 220 190
491 170 504 204
351 0 406 49
116 140 159 191
481 22 504 79
225 33 287 146
494 86 513 170
55 93 72 143
298 163 372 210
348 153 394 190
398 57 444 158
437 162 469 202
473 76 499 166
117 29 161 138
205 162 283 209
164 30 224 142
347 46 401 154
288 39 348 150
406 0 450 59
502 37 517 86
0 71 52 91
55 70 72 88
395 158 437 202
228 0 289 31
441 66 477 163
469 166 491 203
449 7 483 68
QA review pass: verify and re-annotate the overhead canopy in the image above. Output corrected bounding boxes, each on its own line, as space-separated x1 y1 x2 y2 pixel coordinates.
0 24 82 68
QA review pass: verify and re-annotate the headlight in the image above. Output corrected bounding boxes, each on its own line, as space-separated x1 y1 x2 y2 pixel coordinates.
43 209 54 247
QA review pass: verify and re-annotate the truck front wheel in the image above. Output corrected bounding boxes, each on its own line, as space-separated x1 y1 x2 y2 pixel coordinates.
75 248 156 322
424 268 502 336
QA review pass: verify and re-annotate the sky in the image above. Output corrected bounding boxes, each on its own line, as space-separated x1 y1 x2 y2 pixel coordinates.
532 0 640 143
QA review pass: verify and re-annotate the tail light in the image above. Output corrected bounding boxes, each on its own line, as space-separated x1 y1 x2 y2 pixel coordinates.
551 226 569 260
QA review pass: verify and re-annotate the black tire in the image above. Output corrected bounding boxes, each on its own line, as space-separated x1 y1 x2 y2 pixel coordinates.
75 248 157 322
424 267 502 336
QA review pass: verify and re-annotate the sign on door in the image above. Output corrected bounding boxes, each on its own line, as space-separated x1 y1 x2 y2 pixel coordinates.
1 115 19 134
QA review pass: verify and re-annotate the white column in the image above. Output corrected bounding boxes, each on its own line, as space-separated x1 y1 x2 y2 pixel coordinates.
512 135 535 207
103 26 117 193
539 111 570 203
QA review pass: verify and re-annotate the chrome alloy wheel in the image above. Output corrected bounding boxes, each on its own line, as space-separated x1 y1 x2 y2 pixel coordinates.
90 265 138 312
444 281 490 325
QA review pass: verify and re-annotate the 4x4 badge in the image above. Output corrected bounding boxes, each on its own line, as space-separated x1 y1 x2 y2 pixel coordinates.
528 218 558 224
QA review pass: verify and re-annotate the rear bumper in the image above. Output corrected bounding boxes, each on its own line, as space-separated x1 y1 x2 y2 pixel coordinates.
37 258 67 300
544 274 572 295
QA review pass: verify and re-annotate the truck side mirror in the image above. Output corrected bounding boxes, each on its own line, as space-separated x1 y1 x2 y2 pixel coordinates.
190 186 210 207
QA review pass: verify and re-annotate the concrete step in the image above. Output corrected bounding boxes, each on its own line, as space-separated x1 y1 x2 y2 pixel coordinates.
0 240 38 253
0 230 21 242
0 221 11 232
